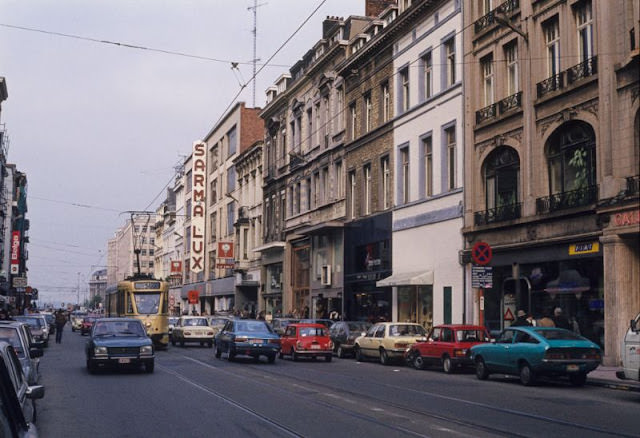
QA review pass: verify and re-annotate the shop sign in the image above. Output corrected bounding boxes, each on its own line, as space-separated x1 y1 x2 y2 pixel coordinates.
10 231 20 274
12 276 27 288
613 210 640 227
190 141 207 274
187 290 199 304
569 242 599 256
218 242 234 258
471 266 493 288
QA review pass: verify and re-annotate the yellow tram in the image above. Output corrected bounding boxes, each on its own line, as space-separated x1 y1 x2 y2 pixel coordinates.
105 275 169 349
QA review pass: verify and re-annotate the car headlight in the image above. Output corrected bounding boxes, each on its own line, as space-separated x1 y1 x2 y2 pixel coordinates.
140 345 153 355
94 346 108 355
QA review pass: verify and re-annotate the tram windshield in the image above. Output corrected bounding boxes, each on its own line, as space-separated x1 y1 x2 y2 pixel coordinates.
134 293 161 314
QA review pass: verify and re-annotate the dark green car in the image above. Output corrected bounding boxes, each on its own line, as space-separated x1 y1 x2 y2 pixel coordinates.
85 318 155 374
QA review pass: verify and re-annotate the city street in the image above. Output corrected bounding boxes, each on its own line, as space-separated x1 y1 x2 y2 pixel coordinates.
35 325 640 438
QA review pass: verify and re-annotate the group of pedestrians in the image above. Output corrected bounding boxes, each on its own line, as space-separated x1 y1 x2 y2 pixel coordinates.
512 307 574 330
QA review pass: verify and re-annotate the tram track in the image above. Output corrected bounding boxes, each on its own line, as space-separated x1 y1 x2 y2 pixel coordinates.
162 350 633 438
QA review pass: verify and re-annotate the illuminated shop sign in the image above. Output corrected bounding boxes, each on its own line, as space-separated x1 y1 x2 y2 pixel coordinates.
191 141 207 273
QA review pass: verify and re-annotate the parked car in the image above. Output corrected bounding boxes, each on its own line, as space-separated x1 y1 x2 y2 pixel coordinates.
354 322 427 365
299 318 335 329
168 317 179 340
329 321 372 358
616 312 639 382
171 316 214 348
0 340 45 436
0 321 43 385
207 316 231 337
214 319 280 363
470 326 602 386
405 324 490 373
12 316 48 348
279 323 333 362
40 312 55 336
80 316 98 336
269 318 299 335
85 318 155 373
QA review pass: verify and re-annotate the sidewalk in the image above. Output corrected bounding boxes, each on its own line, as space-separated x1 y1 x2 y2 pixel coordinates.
587 366 640 392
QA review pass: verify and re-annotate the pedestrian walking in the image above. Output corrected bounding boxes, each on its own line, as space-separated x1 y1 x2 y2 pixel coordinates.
55 309 67 343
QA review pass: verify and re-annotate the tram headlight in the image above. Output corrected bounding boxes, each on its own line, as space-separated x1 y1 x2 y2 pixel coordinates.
140 345 153 355
145 321 152 328
94 346 108 356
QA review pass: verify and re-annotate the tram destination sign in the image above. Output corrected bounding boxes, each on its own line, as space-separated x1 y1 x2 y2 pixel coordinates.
471 266 493 288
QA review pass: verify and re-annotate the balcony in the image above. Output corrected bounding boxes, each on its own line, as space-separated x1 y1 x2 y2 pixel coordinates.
474 203 522 226
476 92 522 125
474 0 520 34
537 56 597 99
626 175 640 197
536 185 598 214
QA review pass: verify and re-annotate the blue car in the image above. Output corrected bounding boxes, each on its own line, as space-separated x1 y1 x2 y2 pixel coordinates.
470 326 601 386
214 319 280 363
85 318 155 374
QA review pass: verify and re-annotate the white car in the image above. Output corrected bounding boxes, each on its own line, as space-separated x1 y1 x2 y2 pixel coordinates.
617 312 640 382
171 317 214 348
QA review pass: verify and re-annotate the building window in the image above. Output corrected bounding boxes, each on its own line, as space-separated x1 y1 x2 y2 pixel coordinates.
445 126 457 190
307 108 313 150
575 1 593 62
349 102 357 141
400 67 410 112
544 17 560 77
363 164 371 215
547 121 596 195
485 147 520 210
422 51 433 100
227 125 237 156
381 81 391 122
210 212 217 241
399 146 410 204
381 155 390 209
210 178 217 205
483 0 493 14
422 136 433 197
227 165 236 193
444 37 456 86
364 92 372 133
349 170 357 219
505 42 519 96
227 201 235 236
481 54 494 106
243 228 249 260
295 182 301 214
335 160 344 198
314 172 320 207
337 87 344 131
322 167 329 204
305 178 311 211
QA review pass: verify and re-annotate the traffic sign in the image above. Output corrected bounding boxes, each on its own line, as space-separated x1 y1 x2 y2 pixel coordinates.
504 308 514 321
471 266 493 288
471 241 492 266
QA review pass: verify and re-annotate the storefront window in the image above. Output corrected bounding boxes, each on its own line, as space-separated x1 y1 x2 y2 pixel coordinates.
397 285 433 330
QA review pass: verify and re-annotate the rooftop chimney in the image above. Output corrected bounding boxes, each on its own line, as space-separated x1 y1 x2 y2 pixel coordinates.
365 0 397 18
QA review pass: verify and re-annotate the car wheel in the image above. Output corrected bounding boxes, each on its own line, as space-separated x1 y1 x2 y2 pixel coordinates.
413 354 426 370
569 372 587 387
475 357 489 380
145 361 155 373
519 363 536 386
355 346 363 362
336 345 345 358
325 355 332 362
228 347 236 361
442 356 453 374
278 350 284 359
379 349 390 366
292 348 298 362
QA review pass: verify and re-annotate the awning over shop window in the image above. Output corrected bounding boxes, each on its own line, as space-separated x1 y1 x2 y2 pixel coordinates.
376 270 434 287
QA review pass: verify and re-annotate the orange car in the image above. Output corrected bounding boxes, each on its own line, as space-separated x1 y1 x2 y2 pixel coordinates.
279 323 333 362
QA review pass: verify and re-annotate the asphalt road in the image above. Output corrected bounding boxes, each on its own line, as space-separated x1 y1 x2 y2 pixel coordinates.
33 324 640 438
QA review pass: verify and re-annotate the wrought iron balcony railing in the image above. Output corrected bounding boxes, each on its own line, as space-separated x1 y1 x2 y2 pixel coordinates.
537 73 564 98
474 202 522 226
536 185 598 214
476 103 497 124
476 92 522 125
626 175 640 196
474 0 520 34
567 56 598 84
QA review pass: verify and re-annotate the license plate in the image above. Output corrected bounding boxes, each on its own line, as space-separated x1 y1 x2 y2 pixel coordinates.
249 339 263 345
311 345 321 350
118 358 131 364
567 364 579 372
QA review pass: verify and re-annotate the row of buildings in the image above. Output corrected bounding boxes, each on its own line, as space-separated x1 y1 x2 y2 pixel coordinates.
104 0 639 366
0 77 32 312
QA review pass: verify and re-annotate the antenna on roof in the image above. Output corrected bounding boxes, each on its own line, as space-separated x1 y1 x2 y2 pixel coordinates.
248 0 267 108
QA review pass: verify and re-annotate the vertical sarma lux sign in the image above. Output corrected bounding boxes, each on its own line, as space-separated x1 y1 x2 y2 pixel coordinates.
190 141 206 273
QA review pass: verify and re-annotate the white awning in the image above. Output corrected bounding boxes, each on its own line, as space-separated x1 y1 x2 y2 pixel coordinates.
376 270 434 287
253 241 286 253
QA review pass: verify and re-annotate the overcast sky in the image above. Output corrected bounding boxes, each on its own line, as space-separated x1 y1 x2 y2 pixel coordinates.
0 0 362 306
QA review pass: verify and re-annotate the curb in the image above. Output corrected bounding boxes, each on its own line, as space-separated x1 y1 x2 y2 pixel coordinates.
587 378 640 392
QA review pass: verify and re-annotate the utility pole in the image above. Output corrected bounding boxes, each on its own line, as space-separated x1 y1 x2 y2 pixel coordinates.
248 0 266 107
77 272 81 308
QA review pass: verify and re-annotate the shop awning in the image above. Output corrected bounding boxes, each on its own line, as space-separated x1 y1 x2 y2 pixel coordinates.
253 241 286 253
376 270 434 287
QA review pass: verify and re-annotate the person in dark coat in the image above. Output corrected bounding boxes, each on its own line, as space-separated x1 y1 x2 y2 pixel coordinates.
553 307 571 330
511 310 532 327
54 309 67 343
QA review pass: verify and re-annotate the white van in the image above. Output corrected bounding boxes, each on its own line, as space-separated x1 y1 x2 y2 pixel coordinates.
617 312 640 381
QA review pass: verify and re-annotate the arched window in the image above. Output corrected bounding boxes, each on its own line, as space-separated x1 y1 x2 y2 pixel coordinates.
485 146 520 210
547 121 596 194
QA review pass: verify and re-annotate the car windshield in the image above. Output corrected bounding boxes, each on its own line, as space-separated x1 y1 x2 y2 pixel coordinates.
299 327 325 337
134 293 161 314
0 328 24 357
209 319 227 328
13 317 42 328
389 324 426 336
535 328 584 341
236 321 272 333
455 330 489 342
183 318 208 326
93 321 146 337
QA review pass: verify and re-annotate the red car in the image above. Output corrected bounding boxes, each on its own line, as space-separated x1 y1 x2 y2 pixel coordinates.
80 317 98 336
405 324 490 373
279 323 333 362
